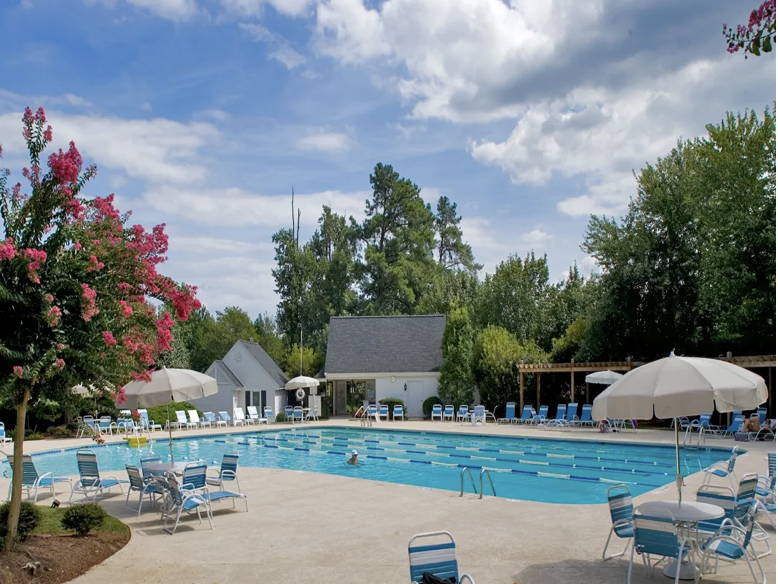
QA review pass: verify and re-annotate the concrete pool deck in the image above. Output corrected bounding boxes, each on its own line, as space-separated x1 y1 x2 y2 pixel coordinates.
0 420 774 583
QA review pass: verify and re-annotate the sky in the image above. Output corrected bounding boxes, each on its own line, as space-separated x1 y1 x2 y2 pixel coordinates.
0 0 774 318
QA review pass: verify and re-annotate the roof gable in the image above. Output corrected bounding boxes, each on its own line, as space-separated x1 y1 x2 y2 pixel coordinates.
325 315 446 374
237 340 288 387
208 360 243 388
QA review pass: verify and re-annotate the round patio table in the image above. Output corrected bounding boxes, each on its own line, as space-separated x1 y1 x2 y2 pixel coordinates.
143 462 189 475
636 500 725 580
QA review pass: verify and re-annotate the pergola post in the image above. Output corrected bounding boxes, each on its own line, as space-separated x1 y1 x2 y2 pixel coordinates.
519 368 524 413
536 373 541 411
586 382 590 404
570 358 575 403
769 366 773 413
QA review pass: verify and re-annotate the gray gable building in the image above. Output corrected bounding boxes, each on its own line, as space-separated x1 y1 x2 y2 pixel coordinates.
324 315 445 418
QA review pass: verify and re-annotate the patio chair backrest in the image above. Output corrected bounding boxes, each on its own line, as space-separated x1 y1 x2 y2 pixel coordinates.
769 452 776 478
76 449 101 487
264 406 273 418
696 485 736 520
474 406 485 418
699 413 712 427
182 461 207 490
7 454 39 486
757 408 767 424
580 405 592 422
394 405 403 415
458 405 468 417
98 416 112 429
727 414 744 432
218 411 232 423
725 445 739 474
234 408 246 421
606 484 633 526
188 410 200 423
293 406 304 419
126 465 144 490
138 410 150 426
554 404 566 420
379 405 388 415
432 404 442 414
220 453 239 482
83 416 95 427
204 412 216 423
247 406 258 418
0 423 6 439
285 406 294 418
504 403 515 419
175 410 188 424
408 531 459 583
444 405 454 415
536 405 548 419
367 405 377 415
519 406 532 420
140 454 162 477
565 403 578 421
632 510 683 559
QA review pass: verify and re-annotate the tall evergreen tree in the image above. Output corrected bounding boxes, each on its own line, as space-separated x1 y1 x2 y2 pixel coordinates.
434 196 480 272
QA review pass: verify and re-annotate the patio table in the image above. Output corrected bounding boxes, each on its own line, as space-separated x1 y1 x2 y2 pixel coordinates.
143 462 189 475
636 500 724 580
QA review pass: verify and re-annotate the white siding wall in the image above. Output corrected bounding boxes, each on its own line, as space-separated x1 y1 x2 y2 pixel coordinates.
195 363 239 415
375 375 439 418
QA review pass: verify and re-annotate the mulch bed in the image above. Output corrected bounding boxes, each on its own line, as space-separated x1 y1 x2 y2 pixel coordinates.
0 530 130 584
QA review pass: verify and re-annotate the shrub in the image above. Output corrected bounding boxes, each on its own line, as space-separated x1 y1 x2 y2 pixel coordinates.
0 501 42 545
379 398 405 418
25 432 45 441
422 396 443 419
275 413 287 423
61 503 107 536
146 402 196 428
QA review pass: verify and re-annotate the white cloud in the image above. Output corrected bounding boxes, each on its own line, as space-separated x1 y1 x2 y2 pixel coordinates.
139 185 369 226
221 0 313 17
0 111 220 185
194 109 231 122
521 229 552 245
460 217 553 273
239 22 307 70
296 131 351 152
168 235 270 253
270 46 307 69
87 0 198 20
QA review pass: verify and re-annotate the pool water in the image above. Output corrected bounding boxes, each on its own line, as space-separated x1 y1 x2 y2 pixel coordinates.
3 428 732 504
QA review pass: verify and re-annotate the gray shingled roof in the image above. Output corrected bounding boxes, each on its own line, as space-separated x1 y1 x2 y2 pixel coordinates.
213 360 243 388
238 340 289 387
325 315 446 374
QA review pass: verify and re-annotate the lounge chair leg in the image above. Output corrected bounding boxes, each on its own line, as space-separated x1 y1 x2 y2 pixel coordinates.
626 543 635 584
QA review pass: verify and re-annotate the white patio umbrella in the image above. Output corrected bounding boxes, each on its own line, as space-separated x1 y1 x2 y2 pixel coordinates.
585 370 623 385
592 355 768 502
285 376 320 401
120 368 217 462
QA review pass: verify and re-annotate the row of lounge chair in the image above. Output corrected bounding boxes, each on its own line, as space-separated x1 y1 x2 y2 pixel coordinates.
431 405 495 424
680 409 775 445
5 449 247 535
495 402 636 431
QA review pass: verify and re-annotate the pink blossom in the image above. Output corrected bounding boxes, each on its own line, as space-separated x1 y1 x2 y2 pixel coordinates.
54 358 65 370
102 331 117 346
131 370 153 383
46 305 62 327
116 386 127 405
87 255 105 272
22 248 47 283
81 283 99 322
13 366 23 378
156 312 175 352
118 300 133 318
74 240 82 252
47 141 82 185
0 237 16 261
56 343 66 351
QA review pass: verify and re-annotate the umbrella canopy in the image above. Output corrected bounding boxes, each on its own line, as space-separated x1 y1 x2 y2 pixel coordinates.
71 384 91 396
121 368 217 409
592 355 768 503
592 356 768 421
285 376 320 390
585 370 623 386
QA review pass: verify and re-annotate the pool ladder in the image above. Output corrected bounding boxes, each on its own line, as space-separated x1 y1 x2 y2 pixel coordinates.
459 467 497 499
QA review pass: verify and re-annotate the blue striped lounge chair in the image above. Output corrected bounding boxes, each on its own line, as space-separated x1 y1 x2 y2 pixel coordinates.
699 504 766 584
696 473 759 538
472 406 486 425
602 484 634 560
138 409 162 432
516 406 533 424
188 459 247 513
443 405 455 422
456 405 470 423
217 411 233 426
263 406 274 422
6 454 72 502
152 473 213 535
293 406 304 423
140 454 162 478
78 416 96 438
565 403 578 424
552 404 566 422
0 422 12 444
393 405 405 421
204 412 227 428
757 408 767 425
95 416 115 436
284 405 294 423
207 453 242 493
431 404 443 421
125 464 164 515
629 509 692 584
577 405 595 427
703 445 739 490
531 405 548 425
69 449 127 503
722 414 745 437
408 531 475 584
498 402 515 424
379 405 390 421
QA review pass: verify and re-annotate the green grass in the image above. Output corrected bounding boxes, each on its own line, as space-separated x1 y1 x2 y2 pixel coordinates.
33 506 128 536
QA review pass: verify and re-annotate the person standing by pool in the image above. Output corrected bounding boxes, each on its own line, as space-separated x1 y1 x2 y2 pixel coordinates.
347 450 359 465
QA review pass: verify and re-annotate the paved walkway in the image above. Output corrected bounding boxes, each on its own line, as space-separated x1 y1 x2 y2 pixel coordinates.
0 421 774 583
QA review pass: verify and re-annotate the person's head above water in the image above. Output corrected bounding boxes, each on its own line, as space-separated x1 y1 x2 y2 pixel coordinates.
352 450 358 456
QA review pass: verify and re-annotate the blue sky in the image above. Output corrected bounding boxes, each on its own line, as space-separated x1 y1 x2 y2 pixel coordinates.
0 0 774 317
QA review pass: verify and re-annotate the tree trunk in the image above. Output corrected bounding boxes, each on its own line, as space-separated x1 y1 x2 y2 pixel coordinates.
5 389 30 552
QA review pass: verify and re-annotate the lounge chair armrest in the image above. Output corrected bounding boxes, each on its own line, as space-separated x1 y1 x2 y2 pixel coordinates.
220 470 237 480
206 468 220 479
460 575 476 584
612 519 632 529
37 471 53 483
103 474 123 484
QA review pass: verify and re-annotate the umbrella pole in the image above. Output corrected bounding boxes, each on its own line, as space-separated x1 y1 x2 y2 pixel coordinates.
675 418 683 503
168 403 174 463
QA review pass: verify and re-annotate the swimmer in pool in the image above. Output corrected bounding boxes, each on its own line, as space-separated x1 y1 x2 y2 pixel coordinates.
347 449 359 465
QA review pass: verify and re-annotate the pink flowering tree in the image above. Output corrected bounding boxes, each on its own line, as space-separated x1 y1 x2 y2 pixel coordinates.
0 108 200 548
723 0 776 57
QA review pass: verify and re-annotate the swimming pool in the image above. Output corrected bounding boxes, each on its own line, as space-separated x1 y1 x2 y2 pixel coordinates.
3 428 733 504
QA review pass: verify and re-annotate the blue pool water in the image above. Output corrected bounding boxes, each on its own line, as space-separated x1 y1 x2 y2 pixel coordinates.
3 428 732 504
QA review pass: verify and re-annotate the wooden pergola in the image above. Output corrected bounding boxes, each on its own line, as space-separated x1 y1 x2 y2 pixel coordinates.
515 355 776 414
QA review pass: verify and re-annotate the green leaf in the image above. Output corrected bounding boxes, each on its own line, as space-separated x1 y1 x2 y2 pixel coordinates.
763 36 772 53
751 39 761 56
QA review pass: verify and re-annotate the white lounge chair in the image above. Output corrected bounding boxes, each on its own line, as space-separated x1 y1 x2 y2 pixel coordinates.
189 410 210 429
379 405 390 421
204 412 227 428
431 404 443 421
263 406 274 422
393 405 404 421
443 405 455 422
174 410 193 430
0 422 12 444
233 408 249 426
138 409 162 432
218 411 235 426
247 406 267 425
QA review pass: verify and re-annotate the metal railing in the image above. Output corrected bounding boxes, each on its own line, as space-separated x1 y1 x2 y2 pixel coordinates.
479 468 496 499
460 467 477 496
